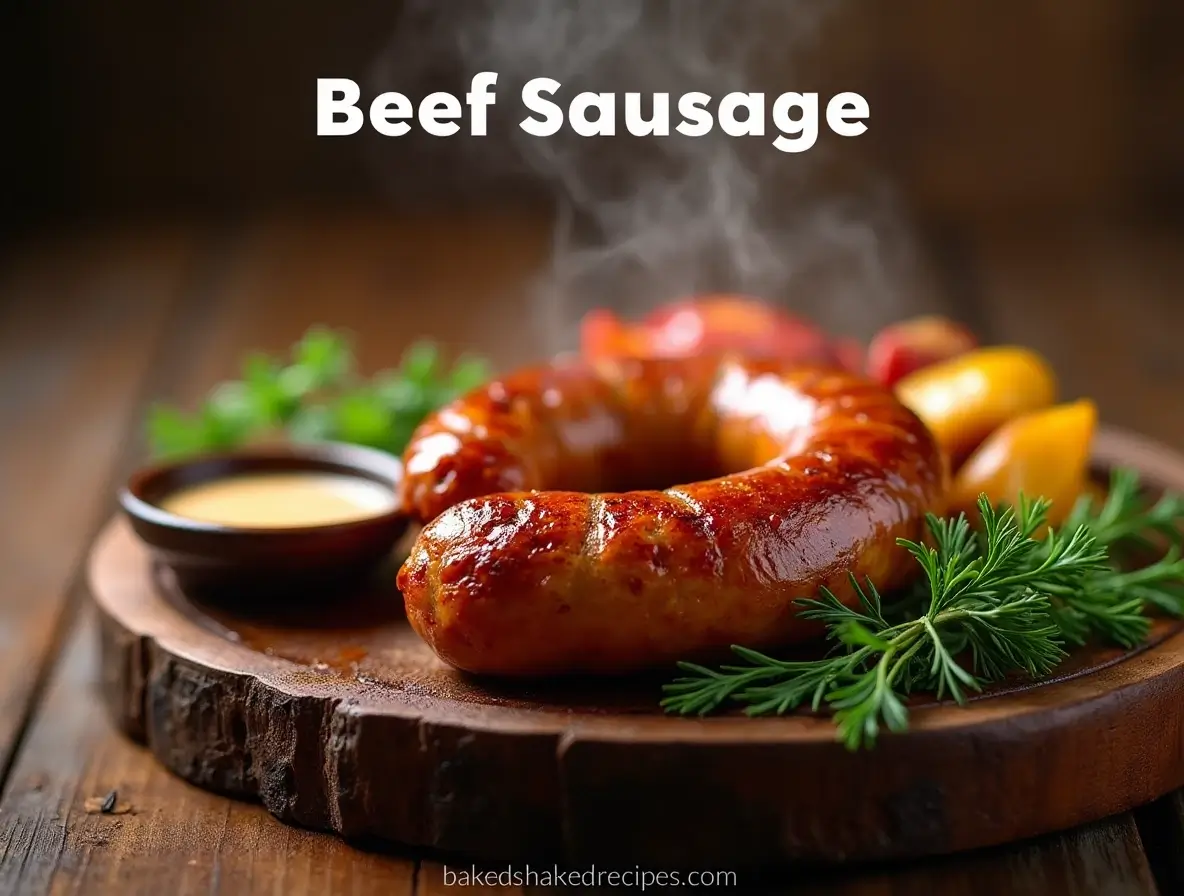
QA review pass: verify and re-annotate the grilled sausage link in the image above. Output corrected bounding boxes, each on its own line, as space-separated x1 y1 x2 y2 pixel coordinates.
398 355 945 676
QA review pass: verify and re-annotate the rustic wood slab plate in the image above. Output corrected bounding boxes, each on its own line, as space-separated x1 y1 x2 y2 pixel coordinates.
90 426 1184 869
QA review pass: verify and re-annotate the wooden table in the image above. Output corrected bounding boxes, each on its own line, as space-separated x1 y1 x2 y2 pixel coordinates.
2 207 1183 894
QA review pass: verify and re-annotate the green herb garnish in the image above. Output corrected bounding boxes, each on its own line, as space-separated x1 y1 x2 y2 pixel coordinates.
663 471 1184 750
147 326 489 459
1051 469 1184 646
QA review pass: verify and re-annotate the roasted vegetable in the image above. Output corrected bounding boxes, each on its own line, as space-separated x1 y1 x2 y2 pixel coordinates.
865 315 978 387
579 296 847 366
894 346 1058 463
948 400 1097 524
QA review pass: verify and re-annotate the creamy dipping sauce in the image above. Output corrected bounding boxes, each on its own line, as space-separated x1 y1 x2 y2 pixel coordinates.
159 472 396 528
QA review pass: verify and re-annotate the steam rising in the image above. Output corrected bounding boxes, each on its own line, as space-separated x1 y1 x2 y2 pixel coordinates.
371 0 922 351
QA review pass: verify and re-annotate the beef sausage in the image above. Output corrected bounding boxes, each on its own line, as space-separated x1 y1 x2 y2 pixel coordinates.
397 355 945 676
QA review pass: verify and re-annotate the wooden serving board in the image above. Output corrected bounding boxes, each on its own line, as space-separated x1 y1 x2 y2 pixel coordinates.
90 427 1184 869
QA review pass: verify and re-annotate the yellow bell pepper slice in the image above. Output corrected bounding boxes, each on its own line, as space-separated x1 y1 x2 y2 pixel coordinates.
895 346 1058 463
948 399 1098 525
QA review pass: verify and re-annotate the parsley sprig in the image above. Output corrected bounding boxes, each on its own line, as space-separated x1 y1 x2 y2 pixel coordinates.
147 327 489 459
664 474 1184 750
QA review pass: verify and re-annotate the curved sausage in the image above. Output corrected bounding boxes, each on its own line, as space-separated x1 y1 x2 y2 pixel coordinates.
397 355 945 676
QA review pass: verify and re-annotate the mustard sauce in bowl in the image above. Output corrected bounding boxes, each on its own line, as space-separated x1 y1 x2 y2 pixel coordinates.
120 443 408 599
159 471 398 528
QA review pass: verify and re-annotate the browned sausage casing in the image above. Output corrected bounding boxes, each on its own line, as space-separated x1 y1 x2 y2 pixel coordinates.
397 355 945 676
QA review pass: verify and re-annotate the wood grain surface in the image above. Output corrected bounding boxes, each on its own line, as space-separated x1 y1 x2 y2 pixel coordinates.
0 211 1180 893
0 233 196 780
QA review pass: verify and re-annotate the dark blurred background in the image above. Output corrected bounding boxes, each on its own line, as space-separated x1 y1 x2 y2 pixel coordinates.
5 0 1181 230
1 0 1183 440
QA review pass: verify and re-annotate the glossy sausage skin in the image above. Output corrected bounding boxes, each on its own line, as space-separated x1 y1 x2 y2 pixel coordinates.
397 355 945 676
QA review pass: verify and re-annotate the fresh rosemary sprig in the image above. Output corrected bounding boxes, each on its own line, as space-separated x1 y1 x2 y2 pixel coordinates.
146 327 489 459
1048 468 1184 647
1064 468 1184 552
663 480 1184 750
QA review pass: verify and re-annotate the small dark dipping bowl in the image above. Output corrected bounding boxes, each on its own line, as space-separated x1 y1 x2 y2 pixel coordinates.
120 442 408 600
